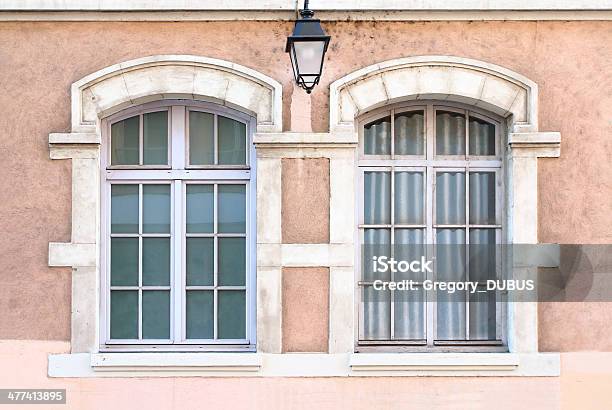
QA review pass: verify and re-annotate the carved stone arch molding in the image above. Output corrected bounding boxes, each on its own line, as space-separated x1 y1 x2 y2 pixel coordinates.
329 56 561 361
330 55 538 134
48 55 282 353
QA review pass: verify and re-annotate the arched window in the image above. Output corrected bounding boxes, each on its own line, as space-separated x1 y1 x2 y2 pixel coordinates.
358 101 504 351
100 100 256 351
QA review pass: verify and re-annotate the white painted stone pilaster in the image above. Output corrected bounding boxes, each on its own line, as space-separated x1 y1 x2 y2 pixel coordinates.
507 131 561 353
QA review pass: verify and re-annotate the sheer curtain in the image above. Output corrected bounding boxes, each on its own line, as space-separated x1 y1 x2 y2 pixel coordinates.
362 106 498 343
364 116 391 155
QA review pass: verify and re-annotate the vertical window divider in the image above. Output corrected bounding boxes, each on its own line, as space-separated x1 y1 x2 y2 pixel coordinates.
213 183 219 340
390 108 395 159
138 184 143 340
173 180 183 344
390 166 395 340
426 104 436 346
139 114 144 165
213 114 219 165
465 111 471 341
465 110 470 340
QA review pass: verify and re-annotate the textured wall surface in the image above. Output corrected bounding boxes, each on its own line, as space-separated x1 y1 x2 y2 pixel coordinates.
0 21 610 351
281 158 330 244
282 267 329 352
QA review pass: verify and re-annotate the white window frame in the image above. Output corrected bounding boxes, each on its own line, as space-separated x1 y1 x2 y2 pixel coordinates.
100 100 257 352
356 100 506 353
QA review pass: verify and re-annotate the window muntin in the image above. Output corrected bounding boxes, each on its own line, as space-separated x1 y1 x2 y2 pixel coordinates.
102 101 254 351
358 102 504 351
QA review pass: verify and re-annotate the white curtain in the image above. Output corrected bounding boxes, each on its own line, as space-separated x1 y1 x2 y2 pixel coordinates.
436 112 465 155
364 117 391 155
395 112 424 155
469 118 495 155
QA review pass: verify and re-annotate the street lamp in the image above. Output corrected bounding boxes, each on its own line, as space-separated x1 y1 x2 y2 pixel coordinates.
285 0 331 94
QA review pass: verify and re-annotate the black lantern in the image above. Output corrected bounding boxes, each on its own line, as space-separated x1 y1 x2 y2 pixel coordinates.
285 0 331 93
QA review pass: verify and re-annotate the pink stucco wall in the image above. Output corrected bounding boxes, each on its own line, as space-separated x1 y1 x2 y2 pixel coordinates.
0 20 610 353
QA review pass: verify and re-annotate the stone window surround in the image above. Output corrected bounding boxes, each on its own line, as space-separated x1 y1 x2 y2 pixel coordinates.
48 54 560 377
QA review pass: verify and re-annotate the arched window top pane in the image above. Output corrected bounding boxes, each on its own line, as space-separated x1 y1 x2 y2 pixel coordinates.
359 103 500 160
394 110 425 156
436 110 466 156
188 109 248 166
364 116 391 155
110 110 169 166
189 111 214 166
111 115 140 165
469 116 496 156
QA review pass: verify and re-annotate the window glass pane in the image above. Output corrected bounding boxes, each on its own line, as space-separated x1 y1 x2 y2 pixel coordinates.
111 116 139 165
437 288 466 340
363 286 390 340
364 116 391 155
218 116 246 165
394 229 425 281
142 291 170 339
186 238 214 286
218 291 246 339
110 290 138 339
186 290 214 339
394 287 425 340
469 290 497 340
363 229 391 282
394 111 424 155
189 111 214 165
469 229 496 282
142 238 170 286
469 172 496 225
436 111 465 155
111 237 138 286
143 111 168 165
186 185 213 233
218 238 245 286
143 184 170 233
469 117 496 156
436 172 465 225
111 184 138 234
394 171 424 224
218 185 246 233
435 228 466 281
364 171 391 225
436 228 466 340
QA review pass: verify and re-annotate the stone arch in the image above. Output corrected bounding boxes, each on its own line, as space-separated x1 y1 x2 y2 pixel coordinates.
71 54 282 133
329 55 539 134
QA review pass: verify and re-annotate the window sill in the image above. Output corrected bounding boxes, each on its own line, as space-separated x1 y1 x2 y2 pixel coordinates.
49 352 559 377
49 352 262 377
349 352 560 376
